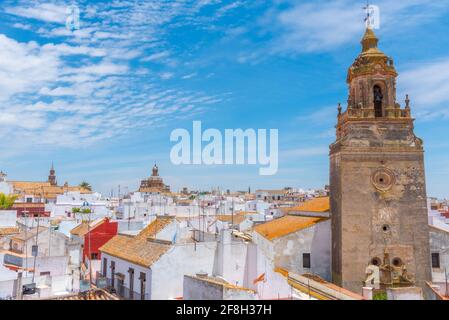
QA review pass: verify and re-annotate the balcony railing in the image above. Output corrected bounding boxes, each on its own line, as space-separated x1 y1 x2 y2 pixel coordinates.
104 277 149 300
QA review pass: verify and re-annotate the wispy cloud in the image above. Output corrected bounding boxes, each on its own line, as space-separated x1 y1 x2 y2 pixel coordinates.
399 57 449 120
182 72 198 80
0 0 234 154
5 2 67 23
259 0 449 54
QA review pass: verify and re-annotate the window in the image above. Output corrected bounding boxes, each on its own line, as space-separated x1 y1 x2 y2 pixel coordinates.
129 268 134 300
103 258 107 277
91 253 99 260
432 253 441 269
139 272 146 300
303 253 311 269
110 261 115 288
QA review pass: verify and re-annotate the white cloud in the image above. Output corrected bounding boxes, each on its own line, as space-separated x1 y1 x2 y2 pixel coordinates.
160 72 175 80
0 0 233 156
5 3 67 24
0 34 60 101
141 51 171 62
216 1 244 17
182 73 198 80
12 22 32 30
265 0 449 54
68 62 129 76
42 43 107 57
274 1 361 52
399 57 449 119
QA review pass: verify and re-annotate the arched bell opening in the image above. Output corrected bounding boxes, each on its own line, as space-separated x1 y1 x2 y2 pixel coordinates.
373 85 383 117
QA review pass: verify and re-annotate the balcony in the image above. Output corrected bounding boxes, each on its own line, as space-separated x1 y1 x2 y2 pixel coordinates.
102 277 149 300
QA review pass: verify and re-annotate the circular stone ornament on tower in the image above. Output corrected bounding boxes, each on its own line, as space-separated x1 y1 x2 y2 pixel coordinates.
371 167 395 192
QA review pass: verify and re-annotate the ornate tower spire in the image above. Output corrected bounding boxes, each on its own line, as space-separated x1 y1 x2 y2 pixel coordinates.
48 162 57 186
337 27 409 134
361 27 379 53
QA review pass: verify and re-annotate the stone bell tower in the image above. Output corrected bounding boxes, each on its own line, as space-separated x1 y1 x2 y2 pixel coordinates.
330 27 431 295
48 162 57 186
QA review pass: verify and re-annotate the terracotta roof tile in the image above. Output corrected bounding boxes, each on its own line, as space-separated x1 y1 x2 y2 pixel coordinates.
187 275 256 293
135 216 175 240
0 227 20 236
50 289 119 300
70 218 106 237
99 217 174 268
283 197 330 214
253 215 327 240
10 181 90 199
216 214 246 224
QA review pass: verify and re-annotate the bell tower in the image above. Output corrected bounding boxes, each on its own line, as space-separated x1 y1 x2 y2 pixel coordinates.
330 27 431 295
48 162 57 186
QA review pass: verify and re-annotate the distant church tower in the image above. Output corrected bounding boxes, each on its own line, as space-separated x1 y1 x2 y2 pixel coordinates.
48 162 57 186
330 27 431 294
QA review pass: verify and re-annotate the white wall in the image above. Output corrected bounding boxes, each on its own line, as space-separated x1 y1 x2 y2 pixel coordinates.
245 200 270 215
0 279 15 299
253 237 292 299
0 210 17 227
215 230 249 287
252 220 331 281
311 220 332 281
183 275 223 300
33 255 69 277
101 253 151 298
50 192 111 218
151 242 218 299
0 181 12 195
155 221 178 242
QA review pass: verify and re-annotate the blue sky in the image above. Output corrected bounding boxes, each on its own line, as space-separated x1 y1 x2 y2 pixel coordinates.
0 0 449 198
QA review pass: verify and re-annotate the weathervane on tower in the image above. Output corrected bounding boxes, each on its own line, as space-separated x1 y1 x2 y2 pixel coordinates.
363 1 380 30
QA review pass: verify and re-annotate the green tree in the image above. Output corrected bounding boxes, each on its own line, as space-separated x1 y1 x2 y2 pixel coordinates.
0 193 18 210
79 181 92 191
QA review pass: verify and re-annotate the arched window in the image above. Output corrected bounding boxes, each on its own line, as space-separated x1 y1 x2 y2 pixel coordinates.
373 85 383 117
